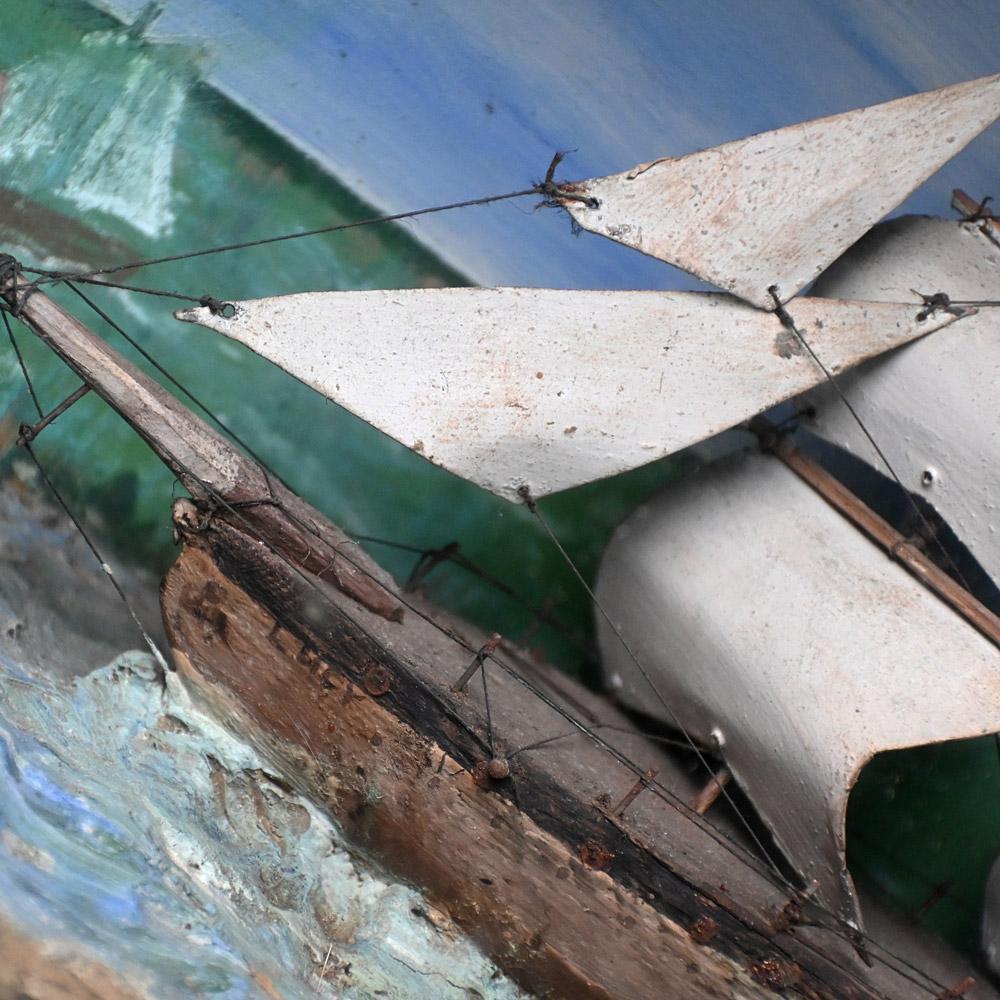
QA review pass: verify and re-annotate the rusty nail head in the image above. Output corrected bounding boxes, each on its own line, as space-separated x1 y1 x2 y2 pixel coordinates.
362 664 392 697
578 840 614 871
486 757 510 780
768 896 803 935
688 915 720 944
472 757 510 788
935 977 976 1000
750 957 801 990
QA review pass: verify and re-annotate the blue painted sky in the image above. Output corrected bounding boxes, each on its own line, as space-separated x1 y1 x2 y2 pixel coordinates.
92 0 1000 288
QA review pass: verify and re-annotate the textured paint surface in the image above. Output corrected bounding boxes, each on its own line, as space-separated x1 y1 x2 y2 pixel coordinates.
804 216 1000 594
178 289 964 500
88 0 1000 291
0 3 687 676
0 651 528 999
0 33 186 238
562 75 1000 308
595 451 1000 929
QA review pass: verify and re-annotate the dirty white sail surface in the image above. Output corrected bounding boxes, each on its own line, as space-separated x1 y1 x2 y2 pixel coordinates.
596 451 1000 928
178 288 963 501
559 74 1000 309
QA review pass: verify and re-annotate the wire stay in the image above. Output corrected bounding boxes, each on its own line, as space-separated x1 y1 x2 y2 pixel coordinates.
768 286 975 595
19 440 169 674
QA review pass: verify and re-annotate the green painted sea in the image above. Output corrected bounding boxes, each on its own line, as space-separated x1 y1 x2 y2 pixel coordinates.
0 0 693 684
1 0 997 963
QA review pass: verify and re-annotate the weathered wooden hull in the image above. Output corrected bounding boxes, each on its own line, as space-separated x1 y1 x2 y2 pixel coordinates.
162 543 756 999
159 507 994 999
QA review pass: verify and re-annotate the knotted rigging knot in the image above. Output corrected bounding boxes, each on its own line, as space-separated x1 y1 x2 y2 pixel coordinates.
534 151 600 209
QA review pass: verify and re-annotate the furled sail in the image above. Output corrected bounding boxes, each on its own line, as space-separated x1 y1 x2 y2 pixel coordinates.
556 74 1000 309
177 289 964 501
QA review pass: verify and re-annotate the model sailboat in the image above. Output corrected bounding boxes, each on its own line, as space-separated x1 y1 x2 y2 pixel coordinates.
6 72 1000 999
177 72 1000 939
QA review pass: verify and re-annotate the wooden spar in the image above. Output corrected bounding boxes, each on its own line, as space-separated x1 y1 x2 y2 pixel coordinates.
771 433 1000 652
5 273 987 997
176 288 967 501
0 275 403 622
800 214 1000 590
556 74 1000 309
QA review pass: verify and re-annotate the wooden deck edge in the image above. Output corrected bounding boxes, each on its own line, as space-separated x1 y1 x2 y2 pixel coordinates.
161 542 784 1000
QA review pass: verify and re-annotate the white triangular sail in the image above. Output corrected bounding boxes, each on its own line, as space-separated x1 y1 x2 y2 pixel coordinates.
177 289 964 501
558 74 1000 310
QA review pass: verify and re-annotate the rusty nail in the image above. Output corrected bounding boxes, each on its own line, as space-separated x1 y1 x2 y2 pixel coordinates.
768 899 801 936
935 977 976 1000
750 957 801 990
486 757 510 780
578 840 614 871
362 664 392 697
451 633 501 693
472 756 510 789
767 880 819 934
691 766 731 815
688 915 720 944
610 767 658 817
912 879 953 923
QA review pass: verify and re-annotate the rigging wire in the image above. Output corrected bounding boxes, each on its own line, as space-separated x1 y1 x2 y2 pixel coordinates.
1 298 169 671
518 484 786 878
352 534 593 656
20 437 169 673
3 310 44 419
52 273 207 306
23 186 543 286
768 287 976 596
64 281 286 475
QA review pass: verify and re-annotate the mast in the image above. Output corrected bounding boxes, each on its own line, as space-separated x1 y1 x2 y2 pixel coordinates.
0 265 402 622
